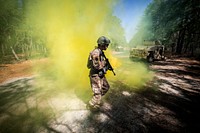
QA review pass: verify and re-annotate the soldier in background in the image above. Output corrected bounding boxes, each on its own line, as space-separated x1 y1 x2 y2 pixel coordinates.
87 36 111 110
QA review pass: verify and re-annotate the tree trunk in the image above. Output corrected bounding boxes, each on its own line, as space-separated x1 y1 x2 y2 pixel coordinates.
29 37 32 57
11 46 19 60
176 29 185 54
1 44 5 56
183 33 192 54
191 43 194 56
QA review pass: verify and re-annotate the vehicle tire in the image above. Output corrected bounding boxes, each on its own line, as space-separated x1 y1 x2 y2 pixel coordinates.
147 56 154 62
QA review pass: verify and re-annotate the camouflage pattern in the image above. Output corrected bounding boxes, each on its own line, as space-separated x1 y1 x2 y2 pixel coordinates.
88 47 110 108
89 75 110 107
88 47 106 72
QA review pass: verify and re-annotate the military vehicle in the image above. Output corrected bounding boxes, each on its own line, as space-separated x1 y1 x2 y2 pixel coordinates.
129 40 165 62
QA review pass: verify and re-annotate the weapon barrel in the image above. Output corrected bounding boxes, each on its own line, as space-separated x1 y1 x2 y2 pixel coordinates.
112 70 116 76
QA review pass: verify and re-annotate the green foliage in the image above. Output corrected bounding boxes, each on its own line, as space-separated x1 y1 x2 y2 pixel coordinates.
0 0 47 61
0 0 21 43
104 14 127 49
0 0 126 61
129 14 154 46
130 0 200 57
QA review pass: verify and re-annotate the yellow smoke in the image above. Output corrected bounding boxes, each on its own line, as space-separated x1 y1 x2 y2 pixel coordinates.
114 59 154 88
26 0 117 92
26 0 153 95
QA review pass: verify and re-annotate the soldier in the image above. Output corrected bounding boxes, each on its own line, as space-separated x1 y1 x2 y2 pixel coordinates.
87 36 111 110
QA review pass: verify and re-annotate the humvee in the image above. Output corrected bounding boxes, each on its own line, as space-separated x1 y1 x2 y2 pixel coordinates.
129 40 165 62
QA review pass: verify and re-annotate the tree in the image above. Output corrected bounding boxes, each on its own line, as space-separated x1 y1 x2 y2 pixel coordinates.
0 0 23 59
106 15 127 49
0 0 48 62
129 0 200 57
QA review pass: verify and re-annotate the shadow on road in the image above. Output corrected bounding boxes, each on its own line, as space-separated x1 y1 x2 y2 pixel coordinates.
75 79 200 133
0 57 200 133
0 78 63 133
75 58 200 133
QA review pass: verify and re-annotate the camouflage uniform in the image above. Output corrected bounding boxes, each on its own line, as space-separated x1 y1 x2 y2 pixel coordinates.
87 47 110 108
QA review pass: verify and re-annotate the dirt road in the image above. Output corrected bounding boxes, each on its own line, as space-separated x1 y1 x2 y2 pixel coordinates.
0 57 200 133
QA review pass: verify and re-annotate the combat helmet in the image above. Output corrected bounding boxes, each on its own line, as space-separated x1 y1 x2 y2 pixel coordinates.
97 36 110 47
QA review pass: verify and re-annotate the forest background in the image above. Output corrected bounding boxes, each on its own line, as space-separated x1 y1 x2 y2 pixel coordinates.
0 0 200 62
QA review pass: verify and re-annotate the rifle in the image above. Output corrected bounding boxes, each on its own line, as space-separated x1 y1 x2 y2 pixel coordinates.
102 52 116 76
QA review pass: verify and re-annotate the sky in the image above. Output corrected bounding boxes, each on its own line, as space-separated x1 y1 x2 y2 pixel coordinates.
113 0 152 42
